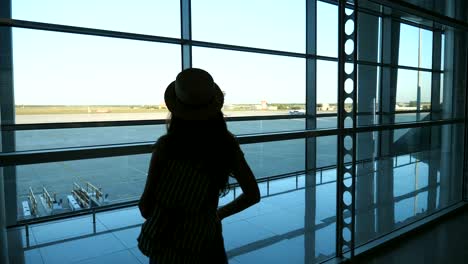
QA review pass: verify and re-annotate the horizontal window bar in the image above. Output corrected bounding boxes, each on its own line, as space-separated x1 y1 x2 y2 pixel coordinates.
3 114 305 131
0 18 182 45
2 111 432 131
357 60 440 73
0 118 462 166
189 39 309 59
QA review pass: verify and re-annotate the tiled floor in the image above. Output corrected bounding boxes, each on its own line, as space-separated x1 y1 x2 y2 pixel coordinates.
356 206 468 264
7 157 460 264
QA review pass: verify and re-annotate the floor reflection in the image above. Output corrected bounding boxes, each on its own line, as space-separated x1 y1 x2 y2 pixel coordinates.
7 150 462 264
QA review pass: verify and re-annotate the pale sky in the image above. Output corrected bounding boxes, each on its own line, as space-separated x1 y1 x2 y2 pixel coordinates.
12 0 433 105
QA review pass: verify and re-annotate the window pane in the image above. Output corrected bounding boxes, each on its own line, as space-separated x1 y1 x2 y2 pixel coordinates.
398 23 419 67
13 154 151 221
395 69 431 121
317 1 338 57
420 29 433 69
357 13 380 62
14 125 167 152
317 116 337 129
441 34 445 71
13 29 180 123
227 119 305 135
440 73 444 104
192 0 305 52
398 24 433 69
12 0 180 37
396 69 418 112
242 139 305 179
317 60 338 114
357 65 380 126
317 135 337 168
419 71 432 112
354 124 463 245
193 47 305 117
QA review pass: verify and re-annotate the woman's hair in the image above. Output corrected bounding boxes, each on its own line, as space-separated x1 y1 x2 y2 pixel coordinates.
156 111 238 196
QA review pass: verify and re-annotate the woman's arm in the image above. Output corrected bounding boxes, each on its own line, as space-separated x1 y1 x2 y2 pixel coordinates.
138 152 158 219
217 153 260 220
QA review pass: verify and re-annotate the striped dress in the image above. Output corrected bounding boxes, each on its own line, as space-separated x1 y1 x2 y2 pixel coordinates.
137 159 228 264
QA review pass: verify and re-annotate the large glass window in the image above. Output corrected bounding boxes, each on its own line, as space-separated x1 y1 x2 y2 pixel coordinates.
2 1 467 263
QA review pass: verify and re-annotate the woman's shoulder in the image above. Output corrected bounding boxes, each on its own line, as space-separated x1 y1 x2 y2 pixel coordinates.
225 132 244 156
152 135 171 154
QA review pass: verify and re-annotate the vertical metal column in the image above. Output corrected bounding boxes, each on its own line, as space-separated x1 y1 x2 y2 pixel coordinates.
463 49 468 203
355 10 379 246
461 0 468 204
305 0 317 263
439 3 455 207
0 0 16 228
0 113 8 264
428 29 442 211
0 0 13 262
180 0 192 70
431 30 442 121
376 10 398 235
336 0 357 259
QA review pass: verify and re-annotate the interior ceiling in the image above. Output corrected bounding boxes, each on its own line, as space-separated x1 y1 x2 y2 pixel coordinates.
396 0 468 23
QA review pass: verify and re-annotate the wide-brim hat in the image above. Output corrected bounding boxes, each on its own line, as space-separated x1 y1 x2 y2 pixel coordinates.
164 68 224 120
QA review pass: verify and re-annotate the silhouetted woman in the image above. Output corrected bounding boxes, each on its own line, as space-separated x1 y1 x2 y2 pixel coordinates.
137 68 260 264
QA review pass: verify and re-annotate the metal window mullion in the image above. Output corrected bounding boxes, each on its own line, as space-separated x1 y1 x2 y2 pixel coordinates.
180 0 192 69
305 0 317 169
0 0 17 229
427 29 442 209
350 1 358 258
379 15 399 154
431 30 442 120
305 1 317 262
337 0 357 260
376 11 399 235
463 49 468 202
